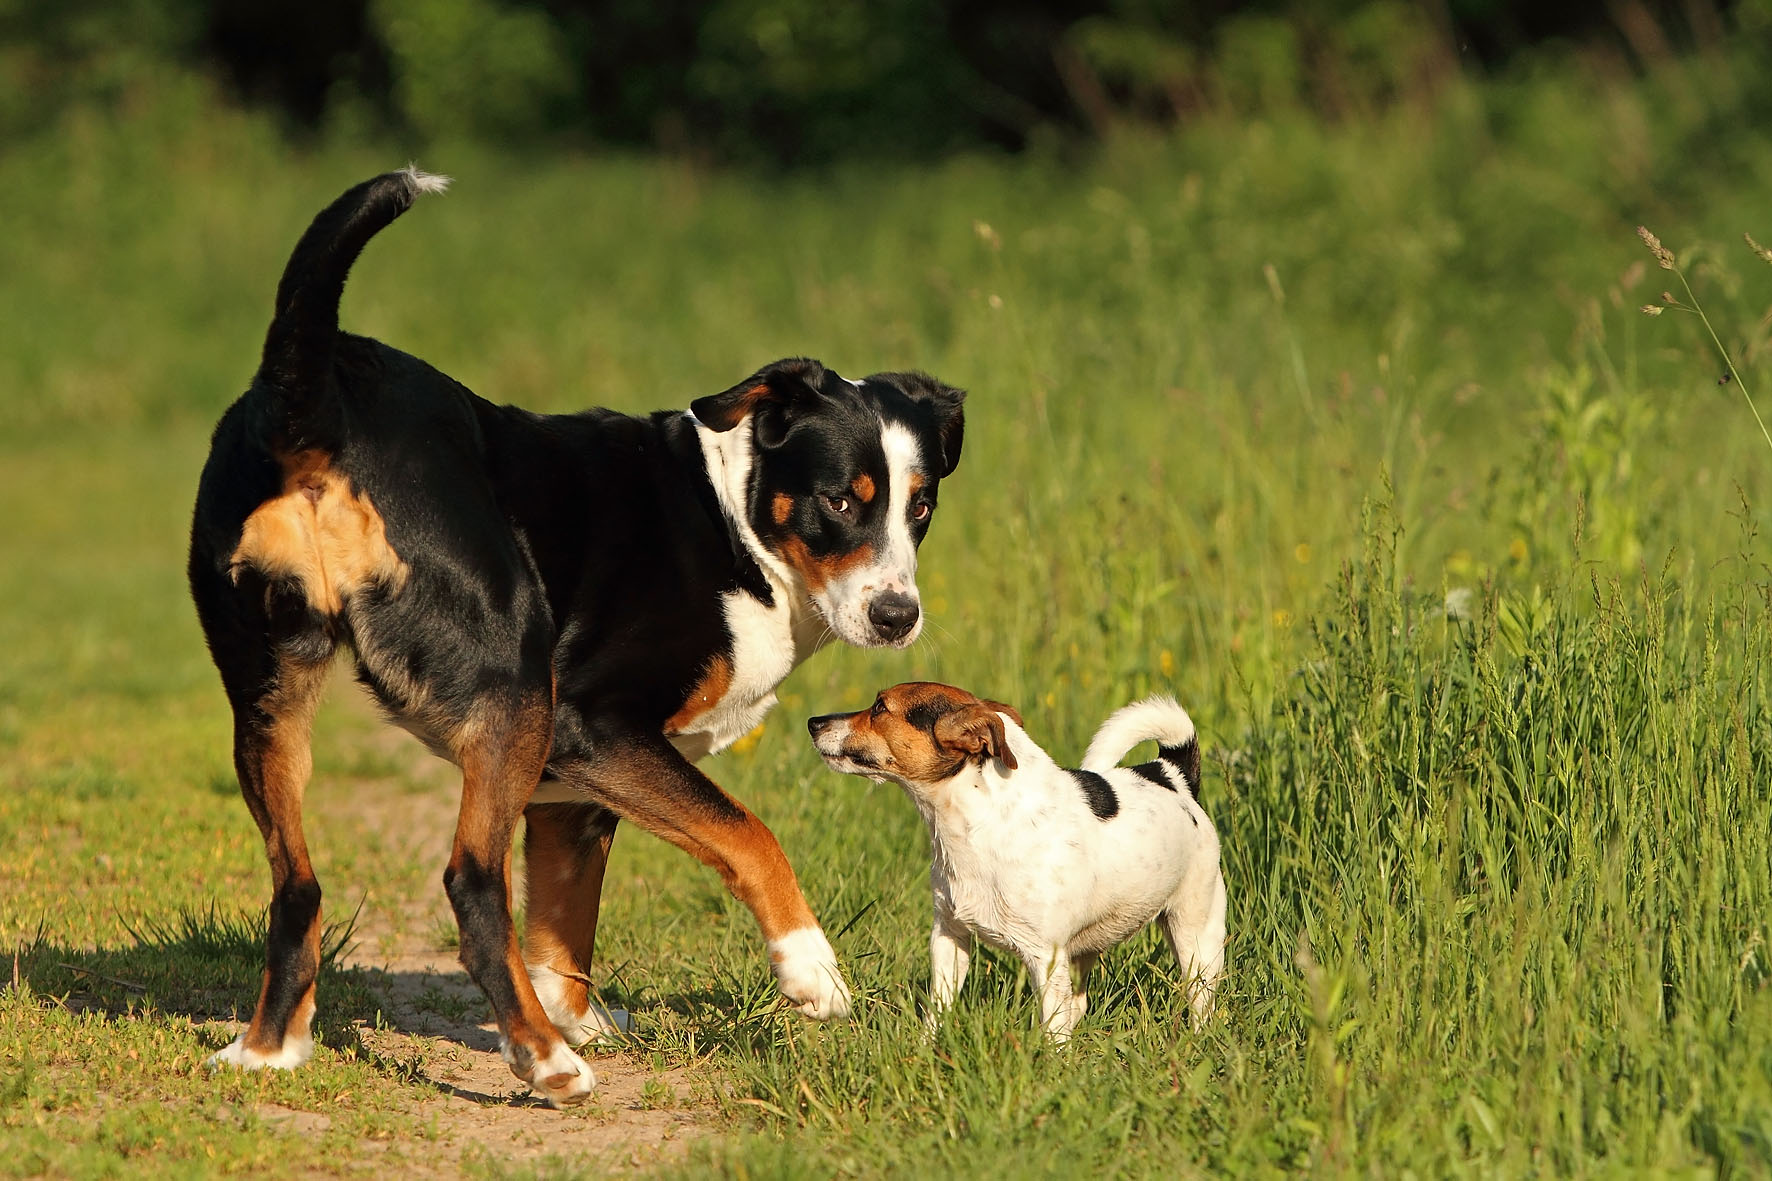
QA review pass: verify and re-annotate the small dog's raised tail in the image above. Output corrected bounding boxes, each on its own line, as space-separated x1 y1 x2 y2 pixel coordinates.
257 166 450 447
1081 696 1201 797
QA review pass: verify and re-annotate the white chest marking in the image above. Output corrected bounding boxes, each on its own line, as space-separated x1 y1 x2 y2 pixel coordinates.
664 413 829 762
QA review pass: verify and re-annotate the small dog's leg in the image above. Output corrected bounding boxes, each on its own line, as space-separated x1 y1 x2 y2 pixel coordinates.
1066 951 1099 1031
522 802 633 1046
1022 945 1078 1044
925 911 973 1031
1160 868 1228 1027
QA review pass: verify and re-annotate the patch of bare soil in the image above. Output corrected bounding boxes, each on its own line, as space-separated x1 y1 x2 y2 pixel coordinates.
345 952 709 1173
306 673 717 1172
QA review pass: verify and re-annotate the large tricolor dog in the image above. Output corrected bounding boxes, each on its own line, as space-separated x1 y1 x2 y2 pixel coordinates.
187 169 964 1105
809 683 1225 1041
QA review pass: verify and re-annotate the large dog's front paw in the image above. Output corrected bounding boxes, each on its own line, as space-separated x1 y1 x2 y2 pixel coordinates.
504 1039 596 1108
206 1028 314 1071
769 928 853 1020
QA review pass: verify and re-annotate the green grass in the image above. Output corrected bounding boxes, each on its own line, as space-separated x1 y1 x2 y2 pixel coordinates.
4 53 1772 1177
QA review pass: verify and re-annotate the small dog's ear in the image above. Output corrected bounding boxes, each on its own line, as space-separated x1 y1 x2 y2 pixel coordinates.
981 698 1022 727
872 371 965 477
934 704 1017 771
691 357 829 439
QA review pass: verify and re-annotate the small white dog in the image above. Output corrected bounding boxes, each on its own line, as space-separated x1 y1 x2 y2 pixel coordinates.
808 682 1226 1041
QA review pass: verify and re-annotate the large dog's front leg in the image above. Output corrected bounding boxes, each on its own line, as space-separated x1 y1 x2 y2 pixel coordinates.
549 728 852 1021
445 695 596 1107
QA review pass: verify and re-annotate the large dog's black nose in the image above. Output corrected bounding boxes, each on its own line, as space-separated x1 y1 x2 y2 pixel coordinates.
867 593 920 643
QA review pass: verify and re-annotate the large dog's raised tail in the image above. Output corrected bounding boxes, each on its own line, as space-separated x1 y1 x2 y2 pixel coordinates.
256 166 449 447
1081 696 1201 797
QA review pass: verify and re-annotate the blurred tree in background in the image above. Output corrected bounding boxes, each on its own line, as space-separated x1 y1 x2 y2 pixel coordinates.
0 0 1765 161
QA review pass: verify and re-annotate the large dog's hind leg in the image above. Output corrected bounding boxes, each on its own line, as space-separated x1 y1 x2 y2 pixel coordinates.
210 650 333 1070
521 803 634 1045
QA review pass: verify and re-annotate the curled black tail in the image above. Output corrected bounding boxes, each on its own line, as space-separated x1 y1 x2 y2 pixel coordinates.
1082 696 1202 797
1158 733 1202 799
256 167 449 446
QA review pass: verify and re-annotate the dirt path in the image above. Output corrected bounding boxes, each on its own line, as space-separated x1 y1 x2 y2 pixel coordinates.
293 672 717 1173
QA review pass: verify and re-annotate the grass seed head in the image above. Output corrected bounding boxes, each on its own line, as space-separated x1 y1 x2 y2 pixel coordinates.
1640 303 1664 316
1637 225 1676 270
1748 232 1772 264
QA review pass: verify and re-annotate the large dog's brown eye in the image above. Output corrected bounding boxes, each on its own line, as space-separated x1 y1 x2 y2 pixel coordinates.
911 499 932 522
824 494 852 517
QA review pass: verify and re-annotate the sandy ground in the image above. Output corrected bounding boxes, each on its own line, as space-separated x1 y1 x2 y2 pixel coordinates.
253 673 719 1173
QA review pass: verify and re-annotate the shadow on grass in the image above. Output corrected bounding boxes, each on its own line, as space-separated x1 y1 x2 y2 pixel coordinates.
4 906 733 1099
4 906 497 1084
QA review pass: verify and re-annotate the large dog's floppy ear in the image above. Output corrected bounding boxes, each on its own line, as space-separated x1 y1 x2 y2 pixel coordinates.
691 357 829 440
871 371 965 477
934 704 1017 771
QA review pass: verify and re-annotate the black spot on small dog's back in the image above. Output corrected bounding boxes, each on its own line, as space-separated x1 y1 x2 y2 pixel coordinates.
1069 770 1119 820
1130 761 1177 791
1159 736 1201 798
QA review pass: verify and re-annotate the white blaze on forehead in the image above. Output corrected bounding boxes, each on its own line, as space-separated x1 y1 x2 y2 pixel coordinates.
879 419 923 583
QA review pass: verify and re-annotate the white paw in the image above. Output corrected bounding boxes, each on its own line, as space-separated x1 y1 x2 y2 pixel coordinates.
206 1028 314 1071
504 1039 596 1107
921 1008 945 1039
527 965 636 1046
769 928 853 1020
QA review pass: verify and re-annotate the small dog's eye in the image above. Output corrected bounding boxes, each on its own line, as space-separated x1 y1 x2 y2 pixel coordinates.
911 499 932 522
870 697 887 718
824 495 852 516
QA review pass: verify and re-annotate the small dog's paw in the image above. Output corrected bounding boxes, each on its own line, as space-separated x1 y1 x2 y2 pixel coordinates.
769 928 853 1020
920 1008 946 1039
206 1029 313 1071
506 1040 596 1107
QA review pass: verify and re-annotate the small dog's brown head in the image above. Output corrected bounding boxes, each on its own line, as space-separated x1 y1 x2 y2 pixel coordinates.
807 681 1022 786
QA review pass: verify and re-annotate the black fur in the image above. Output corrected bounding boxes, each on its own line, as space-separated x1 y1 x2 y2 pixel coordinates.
1129 760 1177 791
904 700 955 733
1069 769 1120 820
1159 737 1201 798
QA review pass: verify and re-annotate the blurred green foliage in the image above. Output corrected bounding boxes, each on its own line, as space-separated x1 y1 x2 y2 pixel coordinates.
3 0 1770 162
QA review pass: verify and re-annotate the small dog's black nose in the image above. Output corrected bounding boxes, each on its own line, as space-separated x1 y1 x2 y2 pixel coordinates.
807 714 837 736
867 592 920 643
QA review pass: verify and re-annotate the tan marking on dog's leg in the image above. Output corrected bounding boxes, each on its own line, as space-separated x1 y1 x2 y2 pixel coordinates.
445 695 595 1106
573 743 850 1019
211 660 329 1071
522 805 632 1044
664 655 733 736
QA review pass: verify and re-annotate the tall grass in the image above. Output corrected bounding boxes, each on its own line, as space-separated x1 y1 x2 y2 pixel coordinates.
643 512 1772 1177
